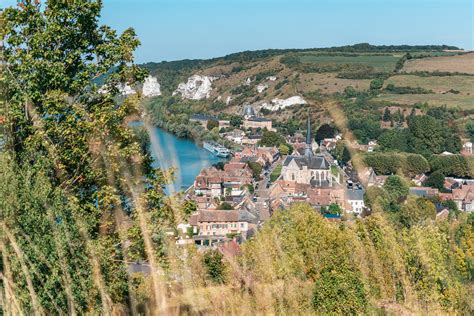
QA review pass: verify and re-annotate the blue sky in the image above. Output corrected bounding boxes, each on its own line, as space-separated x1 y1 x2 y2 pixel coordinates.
1 0 473 63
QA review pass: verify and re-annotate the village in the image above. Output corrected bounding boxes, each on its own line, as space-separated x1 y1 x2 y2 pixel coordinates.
177 103 474 249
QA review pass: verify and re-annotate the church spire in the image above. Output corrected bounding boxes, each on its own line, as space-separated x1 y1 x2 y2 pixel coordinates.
305 110 313 158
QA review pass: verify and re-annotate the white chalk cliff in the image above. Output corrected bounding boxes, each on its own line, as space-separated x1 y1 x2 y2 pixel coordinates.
256 83 268 93
142 75 161 97
261 96 307 111
118 83 136 95
98 83 136 96
173 75 213 100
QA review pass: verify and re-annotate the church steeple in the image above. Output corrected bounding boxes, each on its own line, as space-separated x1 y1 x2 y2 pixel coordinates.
305 111 313 158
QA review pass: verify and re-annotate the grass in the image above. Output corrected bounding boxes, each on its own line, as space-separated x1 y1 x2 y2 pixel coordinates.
298 73 372 94
384 75 474 95
298 54 400 72
270 164 282 182
376 93 474 109
403 53 474 74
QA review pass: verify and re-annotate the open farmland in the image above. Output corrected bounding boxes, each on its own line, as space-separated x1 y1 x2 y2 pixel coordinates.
376 93 474 109
298 72 371 94
384 75 474 95
299 54 400 72
402 53 474 74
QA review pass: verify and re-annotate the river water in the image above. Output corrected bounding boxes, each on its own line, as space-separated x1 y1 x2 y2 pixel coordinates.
130 122 226 193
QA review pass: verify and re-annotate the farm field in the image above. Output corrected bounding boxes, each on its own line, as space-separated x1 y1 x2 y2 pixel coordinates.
376 93 474 109
298 54 400 72
384 75 474 95
403 53 474 74
298 72 371 94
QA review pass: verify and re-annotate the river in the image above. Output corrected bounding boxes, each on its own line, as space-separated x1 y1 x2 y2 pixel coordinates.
130 122 226 193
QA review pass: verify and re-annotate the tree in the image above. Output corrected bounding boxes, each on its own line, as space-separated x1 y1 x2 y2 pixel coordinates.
466 120 474 142
399 196 436 228
407 115 445 156
424 170 445 190
378 129 408 152
384 175 409 203
207 119 219 130
1 1 170 312
344 86 357 98
218 202 233 210
369 78 384 90
202 250 227 284
247 161 263 180
315 124 336 143
278 143 290 155
312 267 368 315
259 130 286 147
382 108 391 122
230 116 242 127
321 203 342 215
341 145 351 165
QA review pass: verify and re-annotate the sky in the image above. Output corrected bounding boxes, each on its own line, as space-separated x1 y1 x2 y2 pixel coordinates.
1 0 473 63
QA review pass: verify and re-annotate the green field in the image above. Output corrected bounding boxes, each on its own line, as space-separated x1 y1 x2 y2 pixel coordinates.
385 75 474 95
298 54 400 72
376 93 474 109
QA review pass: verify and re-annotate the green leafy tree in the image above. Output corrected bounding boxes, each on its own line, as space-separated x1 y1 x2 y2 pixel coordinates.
206 119 219 130
369 78 384 90
382 108 392 122
202 250 227 284
315 124 336 143
1 1 170 313
423 170 445 190
384 175 409 203
312 267 368 315
218 202 233 210
399 196 436 228
247 161 263 180
278 143 290 155
259 130 286 147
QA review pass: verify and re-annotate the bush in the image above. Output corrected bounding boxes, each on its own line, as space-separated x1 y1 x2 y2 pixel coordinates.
312 267 368 315
370 78 384 90
203 250 227 284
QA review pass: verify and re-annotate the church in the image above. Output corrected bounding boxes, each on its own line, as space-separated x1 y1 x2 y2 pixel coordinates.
281 115 332 187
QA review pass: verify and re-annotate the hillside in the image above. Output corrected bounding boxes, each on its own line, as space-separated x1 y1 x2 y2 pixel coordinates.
140 45 474 146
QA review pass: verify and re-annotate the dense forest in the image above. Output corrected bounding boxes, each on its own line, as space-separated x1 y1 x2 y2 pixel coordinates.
0 1 473 315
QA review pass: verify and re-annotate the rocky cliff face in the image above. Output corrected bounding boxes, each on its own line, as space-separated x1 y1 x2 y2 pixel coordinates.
118 83 136 95
173 75 214 100
142 75 161 97
261 96 307 111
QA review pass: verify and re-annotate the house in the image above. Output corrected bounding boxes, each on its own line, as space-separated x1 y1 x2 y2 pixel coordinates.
224 129 245 144
346 189 365 213
281 115 332 187
409 187 439 198
241 134 262 145
242 117 274 131
193 163 254 200
462 141 473 155
362 168 387 187
452 184 474 212
189 209 258 246
413 174 428 186
367 140 378 153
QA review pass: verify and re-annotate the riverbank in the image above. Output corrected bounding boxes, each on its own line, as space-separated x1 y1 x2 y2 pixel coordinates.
131 121 227 193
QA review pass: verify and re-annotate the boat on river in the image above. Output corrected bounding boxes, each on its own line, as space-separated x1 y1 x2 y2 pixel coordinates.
203 141 230 158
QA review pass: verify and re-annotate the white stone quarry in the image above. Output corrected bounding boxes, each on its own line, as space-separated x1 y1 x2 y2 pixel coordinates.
142 75 161 97
173 75 214 100
267 76 277 81
261 96 307 111
226 96 232 105
256 83 268 93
